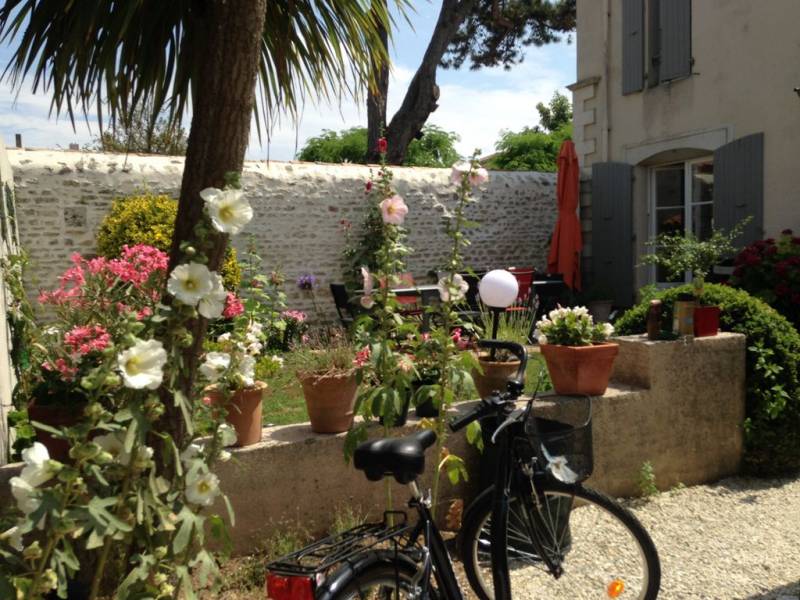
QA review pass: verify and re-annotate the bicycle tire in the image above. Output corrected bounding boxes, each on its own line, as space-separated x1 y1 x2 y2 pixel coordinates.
330 561 439 600
459 482 661 600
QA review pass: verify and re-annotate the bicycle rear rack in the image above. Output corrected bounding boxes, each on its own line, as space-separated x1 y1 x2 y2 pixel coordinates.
267 511 415 577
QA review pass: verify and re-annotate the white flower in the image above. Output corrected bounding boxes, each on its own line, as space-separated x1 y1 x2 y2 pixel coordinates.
180 443 204 466
117 339 167 390
219 450 232 462
0 523 24 551
470 167 489 186
198 271 227 319
239 355 255 388
217 333 232 343
437 273 469 303
21 442 49 467
246 341 263 355
94 432 125 461
538 335 548 346
602 322 615 338
218 423 238 447
10 477 40 516
199 352 231 383
167 263 215 306
541 444 579 484
271 355 285 368
185 472 221 507
450 162 470 185
18 443 57 488
200 187 253 235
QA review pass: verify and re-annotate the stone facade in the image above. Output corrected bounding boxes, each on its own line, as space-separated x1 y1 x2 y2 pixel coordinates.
0 140 19 465
8 149 557 320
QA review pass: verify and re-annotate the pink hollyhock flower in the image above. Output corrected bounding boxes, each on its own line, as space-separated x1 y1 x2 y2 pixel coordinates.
379 195 408 225
470 167 489 186
365 181 373 193
222 293 245 319
377 137 388 154
451 327 470 351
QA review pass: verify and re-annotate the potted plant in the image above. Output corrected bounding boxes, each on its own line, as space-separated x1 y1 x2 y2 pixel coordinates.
472 300 535 398
292 336 359 434
642 219 749 337
536 306 617 395
201 316 269 447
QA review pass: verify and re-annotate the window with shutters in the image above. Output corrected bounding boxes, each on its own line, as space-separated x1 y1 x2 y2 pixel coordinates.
649 157 714 285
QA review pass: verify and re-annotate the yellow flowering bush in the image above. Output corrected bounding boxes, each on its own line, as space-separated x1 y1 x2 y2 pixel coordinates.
96 193 241 289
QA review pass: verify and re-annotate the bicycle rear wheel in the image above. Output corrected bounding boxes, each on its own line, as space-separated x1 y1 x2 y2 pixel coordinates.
332 562 440 600
459 482 660 600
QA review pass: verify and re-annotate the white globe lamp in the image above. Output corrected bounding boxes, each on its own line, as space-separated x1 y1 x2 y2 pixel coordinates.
479 269 519 308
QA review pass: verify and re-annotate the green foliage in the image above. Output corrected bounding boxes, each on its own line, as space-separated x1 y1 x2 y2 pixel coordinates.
289 337 355 377
87 99 187 155
486 123 572 172
730 229 800 330
96 193 241 290
479 303 535 346
298 125 460 168
637 461 659 497
641 218 749 295
536 91 573 133
615 283 800 475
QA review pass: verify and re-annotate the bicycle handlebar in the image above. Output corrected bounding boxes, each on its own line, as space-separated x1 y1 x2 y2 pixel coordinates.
449 341 528 433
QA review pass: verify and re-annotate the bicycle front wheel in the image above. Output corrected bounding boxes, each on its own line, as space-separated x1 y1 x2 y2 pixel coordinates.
459 482 661 600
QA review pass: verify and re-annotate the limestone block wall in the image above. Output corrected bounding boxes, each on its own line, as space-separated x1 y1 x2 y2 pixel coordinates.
0 141 19 465
8 149 557 319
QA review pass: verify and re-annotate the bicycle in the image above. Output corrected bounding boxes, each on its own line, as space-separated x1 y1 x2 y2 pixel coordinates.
265 340 661 599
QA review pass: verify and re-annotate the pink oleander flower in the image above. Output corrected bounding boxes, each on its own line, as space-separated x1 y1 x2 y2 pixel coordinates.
451 327 469 351
353 346 371 368
398 354 414 373
222 293 245 319
379 195 408 225
43 358 78 381
64 325 111 356
282 310 307 323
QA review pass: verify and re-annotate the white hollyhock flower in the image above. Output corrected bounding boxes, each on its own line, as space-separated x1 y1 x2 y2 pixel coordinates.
239 355 255 388
94 433 150 466
10 477 40 515
218 423 238 447
199 352 231 383
167 263 215 306
19 443 57 487
180 443 204 466
200 187 253 235
117 339 167 390
219 450 232 462
450 162 470 185
217 332 232 343
185 472 221 507
198 271 227 319
437 273 469 303
0 523 24 551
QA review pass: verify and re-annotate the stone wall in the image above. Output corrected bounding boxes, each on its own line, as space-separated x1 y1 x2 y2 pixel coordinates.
8 149 557 319
0 140 19 465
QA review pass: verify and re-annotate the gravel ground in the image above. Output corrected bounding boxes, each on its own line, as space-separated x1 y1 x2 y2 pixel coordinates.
217 475 800 599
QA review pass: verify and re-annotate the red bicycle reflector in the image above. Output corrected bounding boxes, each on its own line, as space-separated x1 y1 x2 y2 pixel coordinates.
266 572 314 600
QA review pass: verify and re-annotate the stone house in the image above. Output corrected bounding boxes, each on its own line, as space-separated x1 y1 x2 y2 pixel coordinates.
570 0 800 306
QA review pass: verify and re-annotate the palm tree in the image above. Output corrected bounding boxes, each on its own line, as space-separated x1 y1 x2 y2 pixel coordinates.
0 0 400 432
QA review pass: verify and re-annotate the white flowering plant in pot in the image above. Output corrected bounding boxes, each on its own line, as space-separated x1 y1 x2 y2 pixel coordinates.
0 181 254 599
536 306 614 347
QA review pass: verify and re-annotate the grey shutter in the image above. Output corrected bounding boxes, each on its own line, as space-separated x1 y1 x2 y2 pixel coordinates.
647 0 661 87
660 0 691 81
622 0 645 94
713 133 764 247
591 162 634 307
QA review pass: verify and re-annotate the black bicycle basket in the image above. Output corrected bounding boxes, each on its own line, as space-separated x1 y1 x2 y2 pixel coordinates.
524 396 593 483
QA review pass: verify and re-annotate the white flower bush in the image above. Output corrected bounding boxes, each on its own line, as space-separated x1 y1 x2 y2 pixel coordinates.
535 305 615 347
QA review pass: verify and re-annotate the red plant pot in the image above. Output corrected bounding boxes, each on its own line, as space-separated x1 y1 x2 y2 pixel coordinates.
540 343 619 396
694 305 721 337
27 401 84 462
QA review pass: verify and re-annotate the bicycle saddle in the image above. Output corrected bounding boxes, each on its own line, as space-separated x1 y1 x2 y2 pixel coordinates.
354 429 437 484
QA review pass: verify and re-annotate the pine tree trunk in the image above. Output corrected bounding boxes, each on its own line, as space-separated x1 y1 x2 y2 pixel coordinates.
366 2 389 163
164 0 267 440
384 0 476 164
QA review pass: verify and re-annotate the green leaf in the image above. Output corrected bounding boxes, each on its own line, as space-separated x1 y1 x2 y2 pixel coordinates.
466 420 484 453
173 507 198 555
175 391 195 437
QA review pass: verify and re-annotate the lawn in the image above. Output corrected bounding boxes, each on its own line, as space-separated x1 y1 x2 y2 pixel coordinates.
260 350 550 427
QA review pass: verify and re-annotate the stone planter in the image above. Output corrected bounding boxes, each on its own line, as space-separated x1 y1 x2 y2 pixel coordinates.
207 382 267 447
472 354 522 399
298 370 358 433
27 400 85 462
540 343 619 396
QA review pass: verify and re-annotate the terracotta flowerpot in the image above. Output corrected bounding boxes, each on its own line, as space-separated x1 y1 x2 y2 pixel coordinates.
694 305 721 337
472 355 522 399
298 370 358 433
540 343 619 396
207 382 266 447
27 400 85 462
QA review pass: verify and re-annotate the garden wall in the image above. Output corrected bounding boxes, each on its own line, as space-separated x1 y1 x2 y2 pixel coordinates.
7 149 557 319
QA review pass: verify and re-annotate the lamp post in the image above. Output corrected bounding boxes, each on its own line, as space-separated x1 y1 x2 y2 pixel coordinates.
479 269 519 360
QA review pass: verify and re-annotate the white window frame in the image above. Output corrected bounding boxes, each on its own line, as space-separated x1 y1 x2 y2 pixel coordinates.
647 156 714 287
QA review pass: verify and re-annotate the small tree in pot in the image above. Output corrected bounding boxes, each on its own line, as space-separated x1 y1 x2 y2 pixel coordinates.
642 219 749 336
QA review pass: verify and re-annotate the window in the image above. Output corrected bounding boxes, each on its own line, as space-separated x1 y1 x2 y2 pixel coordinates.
649 158 714 285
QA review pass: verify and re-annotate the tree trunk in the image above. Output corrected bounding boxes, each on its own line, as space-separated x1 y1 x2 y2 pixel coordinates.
384 0 476 164
366 2 389 163
164 0 267 439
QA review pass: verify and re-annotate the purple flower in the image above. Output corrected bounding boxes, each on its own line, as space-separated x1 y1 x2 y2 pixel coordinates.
297 274 316 291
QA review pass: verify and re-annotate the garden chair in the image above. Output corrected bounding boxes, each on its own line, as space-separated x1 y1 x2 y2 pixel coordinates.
329 283 362 328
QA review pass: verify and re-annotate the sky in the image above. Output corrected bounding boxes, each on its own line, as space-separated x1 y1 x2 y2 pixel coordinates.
0 2 576 162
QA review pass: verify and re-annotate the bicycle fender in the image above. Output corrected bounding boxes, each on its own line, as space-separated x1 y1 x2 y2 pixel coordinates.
315 550 419 600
